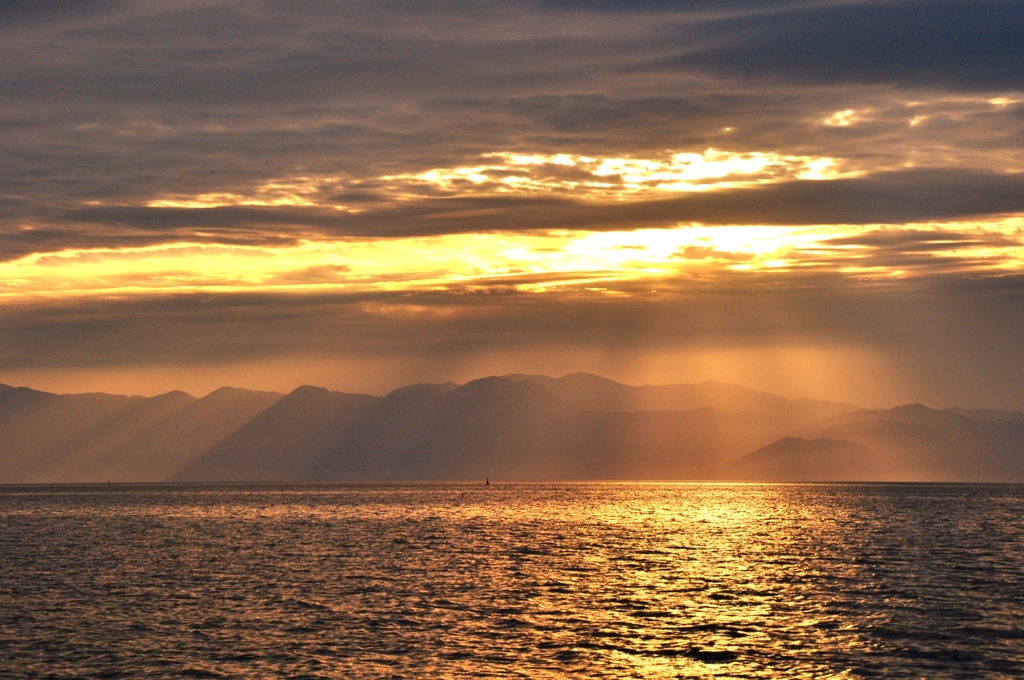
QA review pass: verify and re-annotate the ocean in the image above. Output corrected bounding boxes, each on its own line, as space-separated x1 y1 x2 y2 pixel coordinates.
2 483 1022 678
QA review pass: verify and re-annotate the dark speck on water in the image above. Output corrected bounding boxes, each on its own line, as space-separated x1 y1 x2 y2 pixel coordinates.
1 482 1023 678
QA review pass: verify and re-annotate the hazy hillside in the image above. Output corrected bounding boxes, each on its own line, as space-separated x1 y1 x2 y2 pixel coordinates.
370 377 572 480
87 387 283 482
177 375 855 481
177 386 381 481
0 385 281 483
724 438 877 481
4 375 1023 482
727 404 1024 482
852 406 1021 481
949 407 1024 424
181 377 572 481
0 387 176 483
506 373 857 425
544 408 789 480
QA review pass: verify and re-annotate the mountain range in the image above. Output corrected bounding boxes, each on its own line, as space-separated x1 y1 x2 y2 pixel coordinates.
1 374 1022 483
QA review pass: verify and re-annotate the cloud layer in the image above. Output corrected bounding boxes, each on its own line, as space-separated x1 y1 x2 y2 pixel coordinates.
1 0 1023 406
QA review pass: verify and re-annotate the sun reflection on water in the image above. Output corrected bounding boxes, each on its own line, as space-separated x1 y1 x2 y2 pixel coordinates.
3 483 1021 677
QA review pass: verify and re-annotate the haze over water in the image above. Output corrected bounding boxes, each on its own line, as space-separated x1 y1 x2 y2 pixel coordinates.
2 483 1022 678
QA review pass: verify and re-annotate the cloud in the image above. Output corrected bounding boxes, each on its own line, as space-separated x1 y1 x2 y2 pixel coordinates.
4 267 1024 405
23 169 1020 251
1 0 1023 407
1 1 1021 252
0 0 120 27
532 0 794 13
674 0 1024 90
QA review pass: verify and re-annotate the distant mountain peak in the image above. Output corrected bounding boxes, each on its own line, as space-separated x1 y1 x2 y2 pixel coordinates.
462 375 513 389
290 384 333 396
203 386 281 399
5 374 1024 483
386 382 459 398
724 437 875 482
156 390 195 399
557 372 621 383
887 402 931 413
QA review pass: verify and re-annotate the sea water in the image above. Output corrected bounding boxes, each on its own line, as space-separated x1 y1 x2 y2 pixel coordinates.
1 483 1022 678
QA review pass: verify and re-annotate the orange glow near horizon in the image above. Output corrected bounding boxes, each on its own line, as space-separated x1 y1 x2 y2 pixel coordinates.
0 341 908 408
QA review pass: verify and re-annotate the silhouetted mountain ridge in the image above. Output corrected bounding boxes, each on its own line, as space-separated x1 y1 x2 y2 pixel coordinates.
2 374 1022 482
177 385 379 481
504 373 855 425
949 407 1024 424
776 403 1024 481
0 385 281 483
725 437 876 481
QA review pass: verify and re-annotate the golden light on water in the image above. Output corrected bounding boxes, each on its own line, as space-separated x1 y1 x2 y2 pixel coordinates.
2 219 1022 301
10 482 1012 677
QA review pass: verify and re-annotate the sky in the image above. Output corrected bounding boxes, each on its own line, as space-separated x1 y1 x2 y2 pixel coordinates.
1 0 1023 407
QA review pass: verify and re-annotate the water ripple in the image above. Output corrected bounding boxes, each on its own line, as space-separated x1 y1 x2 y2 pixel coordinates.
1 483 1023 678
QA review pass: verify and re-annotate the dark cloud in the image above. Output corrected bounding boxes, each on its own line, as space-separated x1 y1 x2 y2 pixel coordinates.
675 0 1024 90
0 0 1020 241
824 229 1019 250
0 0 120 27
796 228 1024 275
533 0 794 13
2 3 635 107
7 169 1013 260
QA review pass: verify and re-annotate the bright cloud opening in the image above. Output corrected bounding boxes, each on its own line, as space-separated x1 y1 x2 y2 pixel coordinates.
2 219 1022 302
384 149 844 197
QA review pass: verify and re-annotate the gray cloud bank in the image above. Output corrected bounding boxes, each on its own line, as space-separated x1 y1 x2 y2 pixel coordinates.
3 167 1023 259
2 0 1024 406
3 269 1024 407
2 0 1023 250
676 0 1024 90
